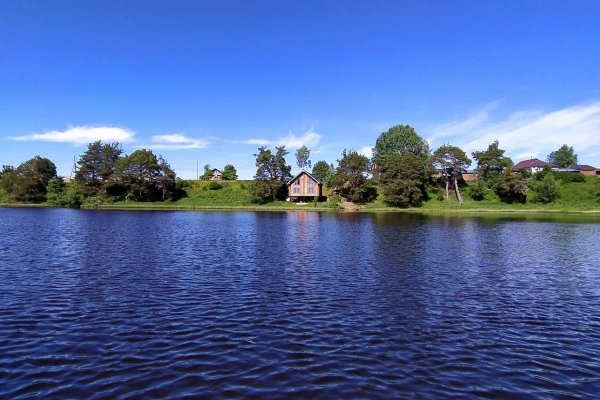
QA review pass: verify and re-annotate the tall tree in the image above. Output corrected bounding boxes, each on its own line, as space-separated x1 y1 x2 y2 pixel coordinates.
380 153 429 208
222 164 238 180
295 145 312 170
332 149 377 203
75 141 123 195
312 160 335 186
471 140 513 181
547 144 578 168
200 164 213 180
117 149 176 201
372 124 430 165
431 144 471 204
254 146 292 182
0 156 57 203
251 146 292 202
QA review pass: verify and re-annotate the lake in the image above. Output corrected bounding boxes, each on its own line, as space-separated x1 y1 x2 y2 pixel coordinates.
1 208 600 398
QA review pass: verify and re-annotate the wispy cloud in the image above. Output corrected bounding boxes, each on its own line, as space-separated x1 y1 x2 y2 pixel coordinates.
148 134 209 150
10 125 135 145
428 101 600 164
242 128 322 149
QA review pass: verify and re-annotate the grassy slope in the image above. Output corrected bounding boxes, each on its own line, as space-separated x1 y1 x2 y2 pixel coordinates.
365 176 600 214
101 180 333 210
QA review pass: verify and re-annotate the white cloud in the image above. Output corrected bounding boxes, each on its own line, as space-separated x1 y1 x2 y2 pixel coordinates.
243 138 271 145
149 134 209 150
242 128 322 149
359 146 373 158
428 101 600 165
11 125 135 145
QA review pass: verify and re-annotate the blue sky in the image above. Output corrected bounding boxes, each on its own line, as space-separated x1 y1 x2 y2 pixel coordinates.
2 0 600 179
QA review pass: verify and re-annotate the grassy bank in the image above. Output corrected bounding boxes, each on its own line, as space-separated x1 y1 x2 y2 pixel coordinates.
3 177 600 215
90 180 334 211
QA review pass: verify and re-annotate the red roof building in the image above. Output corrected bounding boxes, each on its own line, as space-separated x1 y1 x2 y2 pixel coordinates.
512 158 547 173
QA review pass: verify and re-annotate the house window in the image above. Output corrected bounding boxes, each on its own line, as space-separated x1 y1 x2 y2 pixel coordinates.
293 187 301 194
307 187 314 194
294 180 301 186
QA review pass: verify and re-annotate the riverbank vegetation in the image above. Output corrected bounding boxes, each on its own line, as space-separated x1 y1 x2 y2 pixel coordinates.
1 124 599 213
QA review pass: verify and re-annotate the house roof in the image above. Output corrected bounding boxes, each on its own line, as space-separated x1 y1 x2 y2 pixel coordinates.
211 168 222 173
287 170 322 185
576 164 597 171
512 158 547 171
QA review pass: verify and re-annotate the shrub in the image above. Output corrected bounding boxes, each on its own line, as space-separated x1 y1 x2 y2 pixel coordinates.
530 173 560 203
553 172 586 183
207 181 223 190
495 173 527 204
468 180 487 201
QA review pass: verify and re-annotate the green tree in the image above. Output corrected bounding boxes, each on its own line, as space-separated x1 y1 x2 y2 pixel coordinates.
380 153 429 208
45 179 83 208
117 149 176 201
312 160 335 187
472 141 513 181
495 173 527 204
222 164 238 180
372 124 430 165
0 156 57 203
295 145 312 170
250 146 292 202
332 149 377 203
254 146 292 181
200 164 213 180
547 144 578 168
75 141 123 196
431 144 471 204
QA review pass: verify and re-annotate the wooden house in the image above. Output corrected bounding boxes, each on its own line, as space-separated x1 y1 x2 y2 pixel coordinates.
287 170 323 201
211 168 223 180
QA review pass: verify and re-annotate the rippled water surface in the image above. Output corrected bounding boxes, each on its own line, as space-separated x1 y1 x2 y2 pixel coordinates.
1 208 600 398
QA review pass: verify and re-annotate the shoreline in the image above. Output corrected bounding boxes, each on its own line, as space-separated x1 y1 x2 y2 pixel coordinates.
4 203 600 217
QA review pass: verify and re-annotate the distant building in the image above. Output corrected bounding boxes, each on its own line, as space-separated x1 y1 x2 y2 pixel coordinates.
512 158 547 174
287 170 323 201
211 168 223 180
574 164 599 176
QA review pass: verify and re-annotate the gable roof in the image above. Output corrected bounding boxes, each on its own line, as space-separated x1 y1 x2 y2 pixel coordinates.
576 164 597 171
287 170 322 185
512 158 547 171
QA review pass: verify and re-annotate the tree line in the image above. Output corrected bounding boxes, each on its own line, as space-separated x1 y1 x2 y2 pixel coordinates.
1 141 181 207
248 124 589 206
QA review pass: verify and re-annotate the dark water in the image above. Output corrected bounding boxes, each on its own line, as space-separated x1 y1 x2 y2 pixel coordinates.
1 208 600 399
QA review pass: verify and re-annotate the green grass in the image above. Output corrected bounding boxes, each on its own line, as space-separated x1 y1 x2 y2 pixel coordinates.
5 176 600 215
97 180 334 211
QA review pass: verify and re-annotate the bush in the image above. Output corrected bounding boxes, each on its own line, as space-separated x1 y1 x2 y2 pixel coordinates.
207 181 223 190
249 180 287 203
553 172 586 183
495 173 527 204
326 194 344 208
468 180 487 201
530 173 560 203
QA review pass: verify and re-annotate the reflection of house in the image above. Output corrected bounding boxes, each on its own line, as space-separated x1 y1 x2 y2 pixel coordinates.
211 168 222 180
512 158 547 173
287 170 323 201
